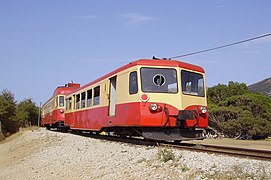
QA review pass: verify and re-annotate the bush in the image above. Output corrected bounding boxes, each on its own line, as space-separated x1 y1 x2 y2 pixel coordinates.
157 148 175 162
208 82 271 140
1 119 20 136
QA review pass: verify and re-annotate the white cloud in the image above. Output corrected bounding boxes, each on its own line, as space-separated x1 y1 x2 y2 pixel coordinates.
72 15 97 20
118 13 156 28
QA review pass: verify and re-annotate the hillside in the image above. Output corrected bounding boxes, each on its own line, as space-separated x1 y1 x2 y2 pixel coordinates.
248 77 271 97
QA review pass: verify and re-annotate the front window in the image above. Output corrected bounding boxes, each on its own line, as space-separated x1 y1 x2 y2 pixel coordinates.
141 68 178 93
59 96 64 107
181 70 204 97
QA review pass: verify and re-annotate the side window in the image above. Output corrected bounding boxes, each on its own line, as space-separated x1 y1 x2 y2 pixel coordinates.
59 96 64 107
73 95 75 109
66 98 69 110
129 71 138 94
55 96 58 108
76 94 80 109
66 97 72 110
81 92 86 108
68 97 72 109
93 86 100 105
87 89 92 107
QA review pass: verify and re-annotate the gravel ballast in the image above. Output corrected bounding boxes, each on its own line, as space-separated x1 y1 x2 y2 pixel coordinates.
0 128 270 179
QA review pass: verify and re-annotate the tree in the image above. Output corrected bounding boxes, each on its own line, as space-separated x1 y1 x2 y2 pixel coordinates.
16 98 39 126
207 82 271 140
0 90 18 136
0 89 16 121
207 81 250 104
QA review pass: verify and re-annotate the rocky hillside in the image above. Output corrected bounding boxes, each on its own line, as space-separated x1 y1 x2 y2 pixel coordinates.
248 77 271 97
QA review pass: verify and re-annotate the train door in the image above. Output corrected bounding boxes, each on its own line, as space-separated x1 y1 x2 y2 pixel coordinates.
109 76 117 116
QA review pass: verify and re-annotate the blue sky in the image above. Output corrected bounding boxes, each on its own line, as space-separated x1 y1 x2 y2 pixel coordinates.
1 0 271 105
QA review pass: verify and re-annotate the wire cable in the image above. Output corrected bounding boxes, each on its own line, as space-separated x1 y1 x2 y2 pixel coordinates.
169 33 271 59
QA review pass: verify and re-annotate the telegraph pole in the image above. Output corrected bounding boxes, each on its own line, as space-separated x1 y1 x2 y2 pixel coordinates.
0 120 2 134
38 102 41 127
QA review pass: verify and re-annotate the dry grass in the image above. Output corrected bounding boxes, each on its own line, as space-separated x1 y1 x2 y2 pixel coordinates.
0 126 40 144
191 137 271 151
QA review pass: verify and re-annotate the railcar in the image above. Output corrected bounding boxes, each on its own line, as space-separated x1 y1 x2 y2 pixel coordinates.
65 59 208 141
41 83 80 130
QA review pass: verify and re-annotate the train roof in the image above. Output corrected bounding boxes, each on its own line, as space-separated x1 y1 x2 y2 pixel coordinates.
66 59 205 96
43 83 80 107
53 83 80 96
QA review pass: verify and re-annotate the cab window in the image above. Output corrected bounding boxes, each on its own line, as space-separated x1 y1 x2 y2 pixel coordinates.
141 68 178 93
129 71 138 94
181 70 204 97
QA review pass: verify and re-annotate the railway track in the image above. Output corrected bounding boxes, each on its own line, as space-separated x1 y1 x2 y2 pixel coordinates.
161 142 271 161
67 130 271 161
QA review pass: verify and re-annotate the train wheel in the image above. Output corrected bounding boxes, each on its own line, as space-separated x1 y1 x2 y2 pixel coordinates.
174 140 182 144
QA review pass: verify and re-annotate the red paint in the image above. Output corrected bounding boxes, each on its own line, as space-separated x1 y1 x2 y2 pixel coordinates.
183 105 208 128
42 83 81 127
67 102 208 131
41 109 65 126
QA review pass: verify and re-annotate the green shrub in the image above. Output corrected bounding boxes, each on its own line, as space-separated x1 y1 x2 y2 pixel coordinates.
207 82 271 139
157 148 175 162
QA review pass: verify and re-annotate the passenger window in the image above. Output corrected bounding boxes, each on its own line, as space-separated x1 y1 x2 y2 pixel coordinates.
73 95 75 109
68 97 72 109
87 89 92 107
76 94 80 109
66 99 69 110
66 97 72 110
81 92 86 108
93 86 100 105
129 71 138 94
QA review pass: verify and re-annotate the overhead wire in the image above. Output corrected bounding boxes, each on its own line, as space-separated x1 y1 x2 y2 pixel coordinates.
168 33 271 59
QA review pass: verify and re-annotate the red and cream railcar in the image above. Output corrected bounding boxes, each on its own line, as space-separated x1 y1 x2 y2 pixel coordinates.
42 83 80 129
65 59 208 141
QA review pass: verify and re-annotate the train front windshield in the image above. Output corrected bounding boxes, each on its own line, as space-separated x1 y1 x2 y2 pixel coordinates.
141 68 178 93
140 68 205 97
181 70 205 97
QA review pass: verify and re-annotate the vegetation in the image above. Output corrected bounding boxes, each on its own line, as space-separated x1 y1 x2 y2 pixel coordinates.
208 81 271 140
157 148 175 162
0 89 39 139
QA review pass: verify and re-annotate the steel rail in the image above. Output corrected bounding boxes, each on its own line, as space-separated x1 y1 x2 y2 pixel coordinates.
160 142 271 161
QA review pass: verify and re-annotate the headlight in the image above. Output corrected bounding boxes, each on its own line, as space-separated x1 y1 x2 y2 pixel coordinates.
200 106 207 114
150 103 158 111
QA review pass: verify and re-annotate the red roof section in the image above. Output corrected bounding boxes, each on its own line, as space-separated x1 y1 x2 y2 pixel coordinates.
53 83 81 96
67 59 205 95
